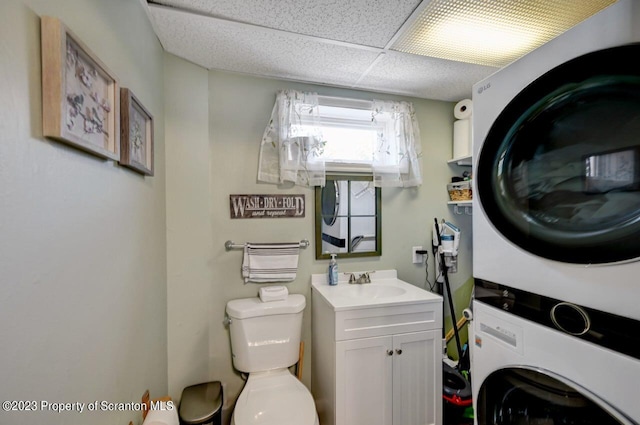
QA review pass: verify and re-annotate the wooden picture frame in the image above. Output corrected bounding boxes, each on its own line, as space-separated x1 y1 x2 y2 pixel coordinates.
120 88 154 176
41 16 120 160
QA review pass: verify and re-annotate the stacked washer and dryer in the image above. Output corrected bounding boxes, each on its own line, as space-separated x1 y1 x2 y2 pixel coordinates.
471 1 640 424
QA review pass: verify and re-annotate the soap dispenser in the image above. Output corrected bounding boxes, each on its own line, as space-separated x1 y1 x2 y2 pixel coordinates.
328 253 338 285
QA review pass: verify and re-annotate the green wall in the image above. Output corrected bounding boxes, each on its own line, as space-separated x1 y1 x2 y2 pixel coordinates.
165 58 474 420
0 1 167 424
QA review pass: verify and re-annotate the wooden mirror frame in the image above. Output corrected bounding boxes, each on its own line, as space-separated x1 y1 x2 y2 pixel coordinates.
315 174 381 259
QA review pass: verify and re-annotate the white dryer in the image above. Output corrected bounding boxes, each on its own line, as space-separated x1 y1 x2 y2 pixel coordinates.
470 280 640 425
472 0 640 320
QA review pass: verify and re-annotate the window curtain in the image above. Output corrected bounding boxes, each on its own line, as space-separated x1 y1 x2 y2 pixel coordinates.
258 91 422 188
258 89 326 187
371 100 422 188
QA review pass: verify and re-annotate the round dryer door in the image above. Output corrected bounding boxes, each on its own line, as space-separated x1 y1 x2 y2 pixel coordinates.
477 368 634 425
476 43 640 264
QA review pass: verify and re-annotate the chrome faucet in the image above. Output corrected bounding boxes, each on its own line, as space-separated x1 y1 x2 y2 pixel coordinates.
348 272 371 284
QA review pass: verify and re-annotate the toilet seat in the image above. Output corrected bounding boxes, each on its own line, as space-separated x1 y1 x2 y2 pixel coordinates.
232 369 318 425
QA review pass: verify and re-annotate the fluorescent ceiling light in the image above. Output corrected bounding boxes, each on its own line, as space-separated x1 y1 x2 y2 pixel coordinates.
391 0 616 67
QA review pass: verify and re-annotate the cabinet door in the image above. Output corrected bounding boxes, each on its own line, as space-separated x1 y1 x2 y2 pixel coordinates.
336 336 393 425
392 330 442 425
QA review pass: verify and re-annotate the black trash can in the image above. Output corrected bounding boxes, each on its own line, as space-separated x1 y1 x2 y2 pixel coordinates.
179 381 223 425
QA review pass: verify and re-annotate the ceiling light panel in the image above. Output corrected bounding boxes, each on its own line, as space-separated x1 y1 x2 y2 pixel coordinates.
391 0 615 67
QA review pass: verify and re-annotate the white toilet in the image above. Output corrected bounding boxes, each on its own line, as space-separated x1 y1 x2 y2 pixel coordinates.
226 294 319 425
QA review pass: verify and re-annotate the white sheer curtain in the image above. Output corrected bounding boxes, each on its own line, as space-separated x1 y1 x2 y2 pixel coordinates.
258 89 326 187
258 91 422 188
371 100 422 188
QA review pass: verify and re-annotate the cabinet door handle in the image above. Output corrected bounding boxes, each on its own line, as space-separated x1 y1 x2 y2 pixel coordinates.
387 350 393 356
395 349 403 355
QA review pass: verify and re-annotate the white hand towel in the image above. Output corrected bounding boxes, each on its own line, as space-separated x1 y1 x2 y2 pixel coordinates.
242 242 300 283
259 285 289 302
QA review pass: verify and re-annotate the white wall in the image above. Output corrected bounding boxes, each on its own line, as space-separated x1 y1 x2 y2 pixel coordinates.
165 58 473 422
0 1 167 424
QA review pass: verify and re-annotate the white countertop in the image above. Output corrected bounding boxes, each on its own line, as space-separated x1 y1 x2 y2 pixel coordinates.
311 269 443 311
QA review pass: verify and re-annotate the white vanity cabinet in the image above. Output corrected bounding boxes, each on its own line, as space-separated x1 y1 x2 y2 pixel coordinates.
311 271 443 425
336 329 441 425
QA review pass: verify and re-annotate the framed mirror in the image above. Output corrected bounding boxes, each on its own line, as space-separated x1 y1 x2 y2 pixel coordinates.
315 175 381 259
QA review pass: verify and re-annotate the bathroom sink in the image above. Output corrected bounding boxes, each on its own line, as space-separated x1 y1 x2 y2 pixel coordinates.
343 284 407 299
311 269 442 310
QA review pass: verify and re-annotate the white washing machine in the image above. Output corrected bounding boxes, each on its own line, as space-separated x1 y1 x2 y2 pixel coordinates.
472 0 640 320
470 279 640 425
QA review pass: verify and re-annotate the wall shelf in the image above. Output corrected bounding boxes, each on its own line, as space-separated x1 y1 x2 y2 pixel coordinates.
448 200 472 215
447 155 472 166
447 152 472 214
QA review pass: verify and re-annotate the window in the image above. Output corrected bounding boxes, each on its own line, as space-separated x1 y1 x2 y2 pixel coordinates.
317 107 377 167
313 97 396 172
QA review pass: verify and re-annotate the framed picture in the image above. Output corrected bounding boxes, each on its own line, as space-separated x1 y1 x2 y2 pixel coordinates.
41 16 120 160
120 88 154 176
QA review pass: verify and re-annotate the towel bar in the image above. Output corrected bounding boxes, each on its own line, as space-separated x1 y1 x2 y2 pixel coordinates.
225 239 310 251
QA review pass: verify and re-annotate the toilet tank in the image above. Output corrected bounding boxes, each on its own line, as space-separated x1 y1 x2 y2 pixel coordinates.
226 294 305 373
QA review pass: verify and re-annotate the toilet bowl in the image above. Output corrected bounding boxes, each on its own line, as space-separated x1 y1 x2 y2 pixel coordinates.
231 369 318 425
226 294 319 425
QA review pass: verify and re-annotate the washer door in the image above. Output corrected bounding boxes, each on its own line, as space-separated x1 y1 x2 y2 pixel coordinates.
477 368 637 425
476 43 640 264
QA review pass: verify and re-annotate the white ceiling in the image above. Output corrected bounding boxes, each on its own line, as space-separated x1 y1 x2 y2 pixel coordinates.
143 0 600 102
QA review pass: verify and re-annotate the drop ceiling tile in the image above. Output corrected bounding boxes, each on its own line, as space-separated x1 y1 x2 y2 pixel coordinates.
151 0 422 48
356 50 498 102
150 6 381 88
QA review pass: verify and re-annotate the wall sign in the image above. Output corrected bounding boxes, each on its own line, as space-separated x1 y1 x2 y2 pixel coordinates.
230 194 305 219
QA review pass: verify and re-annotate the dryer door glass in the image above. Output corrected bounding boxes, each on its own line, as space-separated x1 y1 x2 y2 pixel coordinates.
477 368 632 425
476 44 640 264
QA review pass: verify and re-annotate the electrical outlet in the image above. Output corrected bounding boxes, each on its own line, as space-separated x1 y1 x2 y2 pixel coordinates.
412 246 424 264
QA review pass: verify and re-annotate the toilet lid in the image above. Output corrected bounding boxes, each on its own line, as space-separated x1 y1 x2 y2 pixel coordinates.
234 370 317 425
